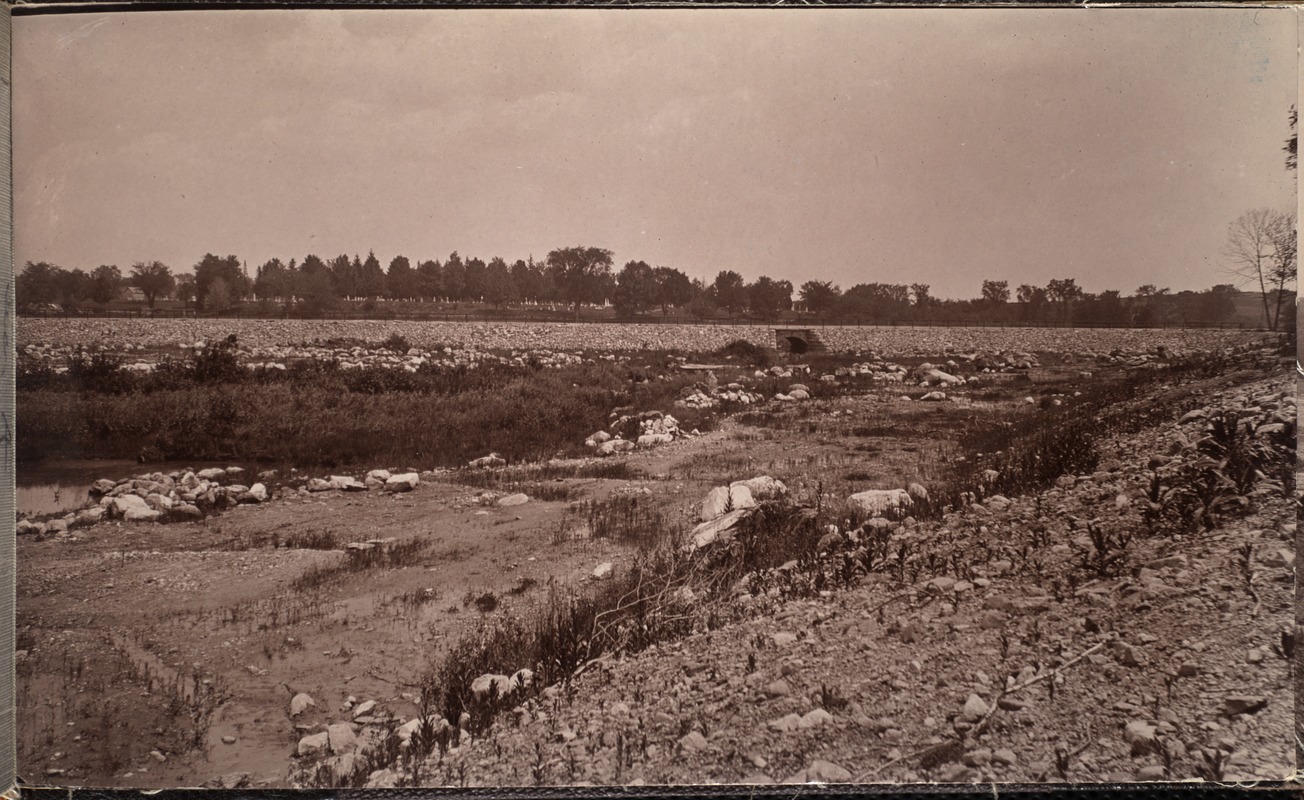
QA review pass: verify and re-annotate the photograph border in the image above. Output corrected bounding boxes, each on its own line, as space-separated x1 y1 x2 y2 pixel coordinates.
3 2 1298 799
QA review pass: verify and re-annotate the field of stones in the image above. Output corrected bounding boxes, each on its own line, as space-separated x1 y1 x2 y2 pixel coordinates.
13 321 1297 789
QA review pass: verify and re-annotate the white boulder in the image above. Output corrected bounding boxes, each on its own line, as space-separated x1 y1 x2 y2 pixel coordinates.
846 489 913 518
384 473 419 492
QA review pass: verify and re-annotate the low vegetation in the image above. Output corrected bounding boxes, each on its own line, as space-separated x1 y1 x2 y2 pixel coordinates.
321 347 1293 788
16 345 720 467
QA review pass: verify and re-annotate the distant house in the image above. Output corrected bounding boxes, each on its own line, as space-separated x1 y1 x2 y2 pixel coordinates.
119 286 147 303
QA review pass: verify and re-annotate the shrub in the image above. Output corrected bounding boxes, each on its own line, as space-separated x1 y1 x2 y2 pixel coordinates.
381 332 412 353
716 338 773 368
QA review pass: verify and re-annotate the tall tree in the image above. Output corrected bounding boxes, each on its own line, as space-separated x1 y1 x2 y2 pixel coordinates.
416 259 442 301
175 274 196 308
17 261 63 304
1223 208 1295 330
329 254 355 299
483 257 518 306
980 280 1010 305
253 258 292 304
193 254 247 310
613 260 659 314
130 261 175 308
545 246 615 316
442 252 466 301
910 283 933 306
298 256 336 314
748 276 793 317
463 257 488 302
654 266 695 315
56 268 91 305
841 283 910 319
205 278 235 312
799 280 841 317
511 259 538 304
387 255 417 300
710 270 748 316
358 250 387 299
88 264 123 304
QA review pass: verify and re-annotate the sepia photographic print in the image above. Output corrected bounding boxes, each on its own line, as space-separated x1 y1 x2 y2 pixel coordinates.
10 6 1300 791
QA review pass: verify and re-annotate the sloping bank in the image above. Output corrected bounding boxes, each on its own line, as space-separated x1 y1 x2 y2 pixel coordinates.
296 344 1293 787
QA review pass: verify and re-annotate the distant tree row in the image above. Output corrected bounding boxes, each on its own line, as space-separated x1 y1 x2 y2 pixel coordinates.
17 223 1296 329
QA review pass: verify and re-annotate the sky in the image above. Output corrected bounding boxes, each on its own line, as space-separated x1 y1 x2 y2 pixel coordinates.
14 8 1299 299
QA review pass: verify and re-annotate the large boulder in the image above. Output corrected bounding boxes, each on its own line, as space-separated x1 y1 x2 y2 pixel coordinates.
110 494 150 518
16 519 43 536
172 503 203 519
846 489 913 518
328 476 367 492
732 476 787 500
289 692 316 716
687 508 753 551
366 469 392 483
327 723 357 754
197 468 226 481
497 493 530 507
124 506 162 522
597 439 636 457
248 483 269 502
90 478 117 496
297 732 330 757
919 368 963 386
76 506 107 525
384 473 419 493
397 716 449 743
700 487 731 520
700 483 759 520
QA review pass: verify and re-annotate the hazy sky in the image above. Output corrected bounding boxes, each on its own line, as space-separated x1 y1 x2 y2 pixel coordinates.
14 8 1298 298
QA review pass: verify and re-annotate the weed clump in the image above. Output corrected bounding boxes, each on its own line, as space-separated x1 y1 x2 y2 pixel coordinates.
381 332 413 353
716 339 773 368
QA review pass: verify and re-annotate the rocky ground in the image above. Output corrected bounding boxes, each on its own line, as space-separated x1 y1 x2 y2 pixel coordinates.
16 338 1295 789
17 317 1271 357
361 368 1296 788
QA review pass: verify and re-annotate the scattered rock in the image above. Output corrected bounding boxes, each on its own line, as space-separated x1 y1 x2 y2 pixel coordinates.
1223 695 1268 716
1124 721 1158 755
962 694 989 722
678 731 708 752
289 692 316 717
846 488 913 518
687 508 753 551
383 473 419 493
327 723 357 754
297 731 329 757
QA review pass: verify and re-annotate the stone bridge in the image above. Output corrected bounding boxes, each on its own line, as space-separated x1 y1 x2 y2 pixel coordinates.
774 328 827 354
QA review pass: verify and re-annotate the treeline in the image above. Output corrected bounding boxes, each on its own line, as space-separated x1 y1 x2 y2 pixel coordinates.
16 245 1286 328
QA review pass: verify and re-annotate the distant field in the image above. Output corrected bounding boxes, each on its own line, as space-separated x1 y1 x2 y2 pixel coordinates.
16 318 1281 356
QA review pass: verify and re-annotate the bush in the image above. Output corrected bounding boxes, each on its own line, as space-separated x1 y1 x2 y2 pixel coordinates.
381 332 412 353
716 338 773 368
66 352 135 394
